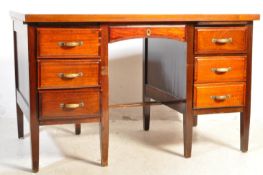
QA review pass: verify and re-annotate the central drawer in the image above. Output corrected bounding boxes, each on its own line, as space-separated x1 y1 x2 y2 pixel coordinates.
39 89 100 120
109 25 186 42
38 60 100 89
37 28 100 58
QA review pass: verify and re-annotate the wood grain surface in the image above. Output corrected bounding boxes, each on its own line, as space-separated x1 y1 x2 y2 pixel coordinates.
194 56 246 83
195 27 248 54
38 60 100 89
37 28 100 58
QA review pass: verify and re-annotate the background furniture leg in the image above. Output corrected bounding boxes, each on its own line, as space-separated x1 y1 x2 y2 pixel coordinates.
75 123 81 135
16 104 24 139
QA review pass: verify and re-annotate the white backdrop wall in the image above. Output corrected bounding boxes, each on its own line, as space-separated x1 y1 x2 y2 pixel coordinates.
0 0 262 120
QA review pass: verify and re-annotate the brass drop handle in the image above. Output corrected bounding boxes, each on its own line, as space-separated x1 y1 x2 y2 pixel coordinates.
146 28 151 36
60 102 84 109
212 38 232 44
58 41 84 47
58 72 83 79
211 67 232 73
211 95 231 101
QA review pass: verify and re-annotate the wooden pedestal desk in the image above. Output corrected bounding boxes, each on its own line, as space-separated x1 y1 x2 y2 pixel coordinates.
10 12 260 172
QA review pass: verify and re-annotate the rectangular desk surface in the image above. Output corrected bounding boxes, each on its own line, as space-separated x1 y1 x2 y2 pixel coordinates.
10 12 260 23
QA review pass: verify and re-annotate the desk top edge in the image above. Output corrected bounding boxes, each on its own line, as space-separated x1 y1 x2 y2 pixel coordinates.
10 11 260 23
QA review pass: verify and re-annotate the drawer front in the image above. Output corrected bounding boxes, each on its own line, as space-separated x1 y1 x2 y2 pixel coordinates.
39 89 100 119
194 83 246 109
195 27 248 54
37 28 100 58
194 56 246 83
38 60 100 89
110 25 186 42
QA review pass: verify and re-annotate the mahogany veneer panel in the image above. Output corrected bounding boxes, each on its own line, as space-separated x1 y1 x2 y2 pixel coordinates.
195 27 248 54
194 83 246 108
37 28 100 58
38 60 100 89
110 25 186 42
39 89 100 119
194 56 247 83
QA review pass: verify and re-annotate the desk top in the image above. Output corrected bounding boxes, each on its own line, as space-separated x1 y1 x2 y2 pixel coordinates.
10 12 260 23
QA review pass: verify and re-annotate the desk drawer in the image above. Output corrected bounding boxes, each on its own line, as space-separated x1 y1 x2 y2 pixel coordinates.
194 83 245 109
38 60 100 89
110 25 186 42
195 27 248 54
194 56 246 83
39 89 100 119
37 28 100 58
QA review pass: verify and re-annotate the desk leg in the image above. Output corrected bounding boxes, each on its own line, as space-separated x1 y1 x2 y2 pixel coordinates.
193 115 198 127
28 26 39 172
240 22 253 152
16 103 24 138
240 111 250 152
143 38 150 131
184 24 194 158
14 30 24 139
100 114 109 166
183 113 193 157
100 24 109 166
75 124 81 135
30 121 39 172
143 96 151 131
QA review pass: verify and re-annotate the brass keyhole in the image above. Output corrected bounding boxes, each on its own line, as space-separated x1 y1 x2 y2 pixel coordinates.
146 29 151 36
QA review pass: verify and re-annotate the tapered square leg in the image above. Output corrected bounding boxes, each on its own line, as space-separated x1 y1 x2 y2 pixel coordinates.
240 111 250 152
143 96 151 131
240 23 253 153
75 123 81 135
183 113 193 158
143 38 150 131
183 24 194 158
193 115 198 127
100 118 109 166
16 104 24 139
100 24 109 167
30 122 39 172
